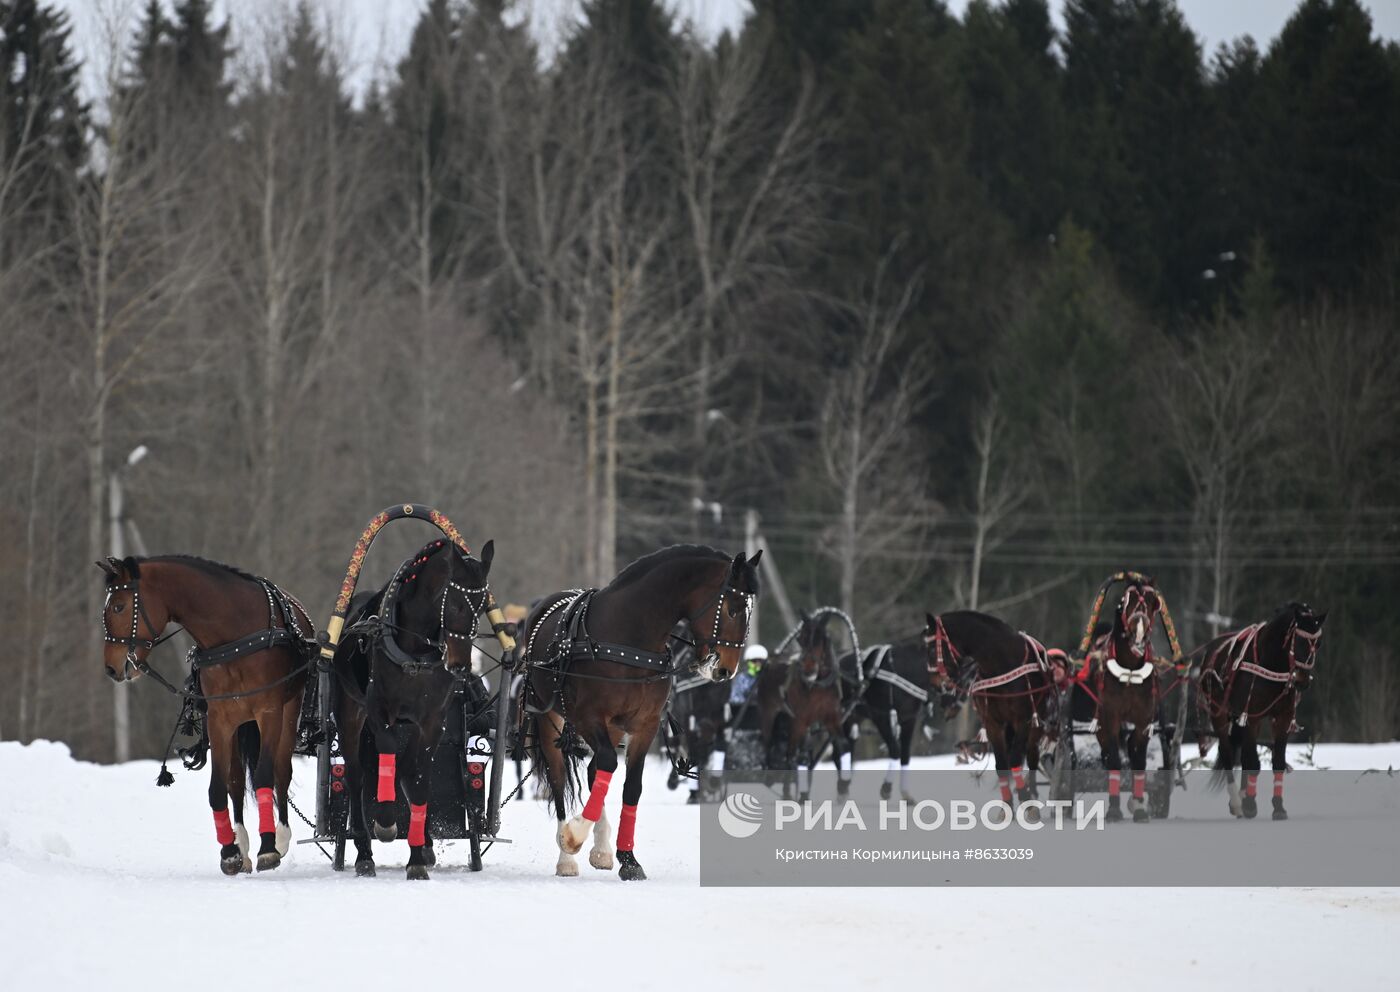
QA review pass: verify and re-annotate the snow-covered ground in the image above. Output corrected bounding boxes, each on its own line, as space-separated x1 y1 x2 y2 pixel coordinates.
3 739 1399 991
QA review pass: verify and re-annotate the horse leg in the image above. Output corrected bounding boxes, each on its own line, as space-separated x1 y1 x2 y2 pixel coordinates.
587 746 618 870
872 700 900 799
1025 720 1043 800
1222 722 1245 817
1128 725 1150 823
897 709 920 803
1270 715 1290 820
615 723 657 881
341 708 375 876
561 729 618 863
224 729 253 874
251 709 286 871
403 724 435 880
1097 719 1124 822
535 711 579 877
1239 723 1261 819
274 686 299 859
987 721 1013 824
370 719 400 842
207 719 243 876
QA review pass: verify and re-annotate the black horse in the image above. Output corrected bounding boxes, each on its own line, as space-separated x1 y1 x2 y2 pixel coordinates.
522 545 759 880
841 641 932 801
334 538 495 879
1192 602 1326 820
664 639 731 803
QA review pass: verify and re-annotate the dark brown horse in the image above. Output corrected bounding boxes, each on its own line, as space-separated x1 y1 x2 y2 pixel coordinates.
924 610 1055 815
98 555 315 874
1191 602 1326 820
756 611 851 799
333 538 495 879
1081 578 1165 822
522 545 760 880
840 640 932 801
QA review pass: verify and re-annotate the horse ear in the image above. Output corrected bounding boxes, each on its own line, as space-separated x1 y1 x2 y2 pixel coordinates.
478 540 495 570
96 559 118 577
799 608 810 622
730 551 747 574
925 612 936 631
748 549 762 570
1314 610 1327 625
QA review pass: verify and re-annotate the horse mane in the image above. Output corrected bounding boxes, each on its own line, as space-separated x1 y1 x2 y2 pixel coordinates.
605 544 735 592
139 554 262 585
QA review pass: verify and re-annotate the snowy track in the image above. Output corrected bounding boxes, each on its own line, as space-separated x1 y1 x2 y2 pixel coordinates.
3 740 1398 991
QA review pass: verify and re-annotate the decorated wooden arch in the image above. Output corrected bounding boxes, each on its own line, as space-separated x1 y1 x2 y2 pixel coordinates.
1077 570 1184 668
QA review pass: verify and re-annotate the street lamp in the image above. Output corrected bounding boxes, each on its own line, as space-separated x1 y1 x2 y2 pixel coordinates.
111 444 150 763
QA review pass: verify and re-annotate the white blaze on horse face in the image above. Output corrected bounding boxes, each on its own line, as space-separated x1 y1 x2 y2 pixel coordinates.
1131 615 1148 655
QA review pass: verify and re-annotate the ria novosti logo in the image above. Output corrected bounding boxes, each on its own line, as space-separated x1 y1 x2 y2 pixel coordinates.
716 793 1106 838
717 792 765 838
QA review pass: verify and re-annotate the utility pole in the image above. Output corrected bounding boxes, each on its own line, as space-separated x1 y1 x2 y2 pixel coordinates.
110 444 148 762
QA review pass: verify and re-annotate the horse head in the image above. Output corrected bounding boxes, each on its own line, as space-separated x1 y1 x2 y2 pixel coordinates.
923 612 967 716
1114 578 1161 660
392 537 495 668
691 550 761 684
96 556 169 682
794 611 837 687
1283 601 1326 688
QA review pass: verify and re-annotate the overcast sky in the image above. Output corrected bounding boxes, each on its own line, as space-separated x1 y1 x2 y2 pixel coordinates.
55 0 1400 101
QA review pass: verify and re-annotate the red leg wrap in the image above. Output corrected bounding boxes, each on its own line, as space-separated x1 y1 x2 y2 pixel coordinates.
256 787 275 835
998 774 1012 804
1012 766 1026 791
1132 771 1145 801
616 803 637 852
1108 770 1121 797
377 753 396 803
1274 771 1284 799
213 808 235 846
582 769 612 822
408 803 428 846
1245 773 1258 798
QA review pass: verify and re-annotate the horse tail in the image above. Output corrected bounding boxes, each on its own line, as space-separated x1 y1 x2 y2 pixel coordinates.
527 712 583 813
237 721 261 791
1205 723 1241 793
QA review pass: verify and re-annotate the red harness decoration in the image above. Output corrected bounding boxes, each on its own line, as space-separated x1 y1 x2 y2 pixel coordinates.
1198 620 1316 728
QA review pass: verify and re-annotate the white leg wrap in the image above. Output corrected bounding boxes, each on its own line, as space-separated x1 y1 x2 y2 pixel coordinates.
708 750 726 773
275 821 291 858
838 750 852 781
797 765 810 795
884 758 898 783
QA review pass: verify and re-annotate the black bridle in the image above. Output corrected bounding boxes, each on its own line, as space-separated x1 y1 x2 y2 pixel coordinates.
362 553 492 676
101 578 183 677
680 579 755 671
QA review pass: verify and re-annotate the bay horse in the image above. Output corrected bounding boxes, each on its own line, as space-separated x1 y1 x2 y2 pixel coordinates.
1191 602 1326 820
755 611 851 799
333 538 495 879
840 641 931 801
97 555 315 875
522 545 760 880
924 610 1055 817
1079 577 1166 822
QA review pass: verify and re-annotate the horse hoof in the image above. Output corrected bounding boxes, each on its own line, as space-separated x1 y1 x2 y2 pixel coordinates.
421 845 436 868
556 858 579 877
373 821 397 843
589 848 615 871
405 864 430 881
1228 802 1243 818
1106 804 1123 823
560 817 589 855
686 791 701 805
617 851 647 881
220 855 243 877
242 857 253 874
880 781 893 800
1242 797 1258 819
1022 804 1041 824
355 859 376 877
1272 807 1288 821
256 851 281 872
1132 807 1150 823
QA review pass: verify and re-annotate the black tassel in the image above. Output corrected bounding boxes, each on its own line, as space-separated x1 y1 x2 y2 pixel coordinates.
156 763 175 787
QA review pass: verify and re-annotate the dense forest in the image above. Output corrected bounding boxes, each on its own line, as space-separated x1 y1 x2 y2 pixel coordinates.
1 0 1397 758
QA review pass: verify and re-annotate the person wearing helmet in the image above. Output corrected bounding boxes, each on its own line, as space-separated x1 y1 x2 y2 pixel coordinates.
731 643 767 707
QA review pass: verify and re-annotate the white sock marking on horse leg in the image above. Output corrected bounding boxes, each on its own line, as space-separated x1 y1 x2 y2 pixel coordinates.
1227 775 1243 816
838 750 852 782
235 822 250 858
797 765 810 795
275 821 291 858
554 822 579 876
589 810 614 870
884 758 898 784
560 814 590 855
708 749 726 773
900 763 915 803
